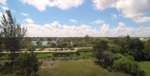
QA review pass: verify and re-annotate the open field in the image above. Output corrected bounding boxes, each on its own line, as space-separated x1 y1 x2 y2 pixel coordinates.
38 59 130 76
138 61 150 76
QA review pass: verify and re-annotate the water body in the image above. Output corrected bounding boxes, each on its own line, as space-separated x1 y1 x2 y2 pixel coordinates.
32 41 56 46
32 41 73 46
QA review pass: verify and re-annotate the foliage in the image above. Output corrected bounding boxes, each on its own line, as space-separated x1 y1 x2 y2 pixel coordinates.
46 41 51 48
102 51 114 64
0 10 27 63
36 40 42 47
113 58 145 76
67 44 73 50
142 47 150 60
51 42 56 49
14 51 42 76
122 36 144 61
108 43 122 53
77 48 92 52
93 40 108 62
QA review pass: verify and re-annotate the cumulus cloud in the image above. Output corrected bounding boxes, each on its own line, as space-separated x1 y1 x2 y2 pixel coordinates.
133 17 150 23
21 13 29 16
92 0 150 23
20 0 84 11
92 0 115 10
90 19 104 24
0 0 7 5
25 18 34 24
21 22 150 37
111 14 118 20
70 19 77 23
51 21 61 27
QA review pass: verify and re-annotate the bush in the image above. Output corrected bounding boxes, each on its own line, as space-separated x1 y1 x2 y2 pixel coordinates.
112 58 145 76
111 53 124 62
28 45 36 51
107 67 112 72
14 51 41 76
77 48 92 52
108 43 122 53
137 70 146 76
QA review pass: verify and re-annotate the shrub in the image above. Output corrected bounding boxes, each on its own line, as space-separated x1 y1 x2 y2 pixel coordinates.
107 67 112 72
108 43 122 53
112 58 145 76
137 70 146 76
77 48 92 52
111 53 124 62
14 51 41 76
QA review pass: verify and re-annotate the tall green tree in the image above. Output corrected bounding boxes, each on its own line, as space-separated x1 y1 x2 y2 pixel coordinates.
0 10 27 63
93 40 108 62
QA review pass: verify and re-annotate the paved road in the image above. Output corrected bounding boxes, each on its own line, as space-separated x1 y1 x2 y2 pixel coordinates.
0 47 92 54
0 50 77 54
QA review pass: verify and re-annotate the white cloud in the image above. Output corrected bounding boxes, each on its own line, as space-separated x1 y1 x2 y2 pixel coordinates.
70 19 77 23
20 0 84 11
51 21 61 27
111 14 117 20
92 0 115 10
92 0 150 23
25 18 34 24
21 13 29 16
133 17 150 23
11 10 15 13
21 22 150 37
1 6 8 10
1 6 15 13
90 19 104 24
0 0 7 5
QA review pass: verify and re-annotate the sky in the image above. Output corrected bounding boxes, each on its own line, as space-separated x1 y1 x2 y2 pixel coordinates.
0 0 150 37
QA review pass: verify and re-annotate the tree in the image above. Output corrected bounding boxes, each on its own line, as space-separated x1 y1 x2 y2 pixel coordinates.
0 26 3 52
46 41 51 50
84 34 90 42
14 51 41 76
36 40 42 47
51 42 56 50
93 40 108 62
21 37 35 51
0 10 27 63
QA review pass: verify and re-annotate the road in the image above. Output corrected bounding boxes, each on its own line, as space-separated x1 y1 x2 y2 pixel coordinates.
0 47 92 54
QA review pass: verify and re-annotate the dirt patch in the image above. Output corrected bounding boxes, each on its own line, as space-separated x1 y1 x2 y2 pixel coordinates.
40 60 55 69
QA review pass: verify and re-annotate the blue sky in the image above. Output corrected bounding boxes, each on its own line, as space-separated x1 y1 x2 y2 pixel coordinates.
0 0 150 37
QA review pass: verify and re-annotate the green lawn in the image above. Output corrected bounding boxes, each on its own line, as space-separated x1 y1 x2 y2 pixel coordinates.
138 61 150 76
0 54 10 60
38 59 130 76
0 52 93 59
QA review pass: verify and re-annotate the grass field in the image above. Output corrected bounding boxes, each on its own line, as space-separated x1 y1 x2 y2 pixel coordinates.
138 61 150 76
38 59 130 76
0 52 93 59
